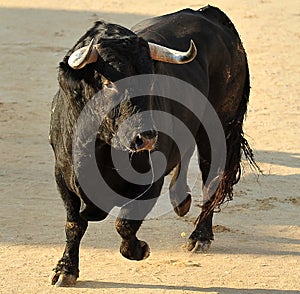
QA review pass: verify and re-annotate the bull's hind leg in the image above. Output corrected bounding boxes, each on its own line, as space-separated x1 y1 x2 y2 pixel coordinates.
50 168 88 287
185 159 215 252
185 137 215 252
186 117 246 252
169 147 194 216
185 204 214 252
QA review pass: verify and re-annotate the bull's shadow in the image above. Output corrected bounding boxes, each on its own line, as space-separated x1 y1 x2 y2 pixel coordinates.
75 281 299 293
254 150 300 169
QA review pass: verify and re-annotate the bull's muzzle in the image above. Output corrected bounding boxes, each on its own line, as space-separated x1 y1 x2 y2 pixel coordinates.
130 130 158 152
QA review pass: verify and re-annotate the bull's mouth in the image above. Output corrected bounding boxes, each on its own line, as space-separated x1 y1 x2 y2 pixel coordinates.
130 134 157 153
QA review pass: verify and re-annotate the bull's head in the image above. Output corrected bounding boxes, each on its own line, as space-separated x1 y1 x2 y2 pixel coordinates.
67 31 197 153
68 38 197 70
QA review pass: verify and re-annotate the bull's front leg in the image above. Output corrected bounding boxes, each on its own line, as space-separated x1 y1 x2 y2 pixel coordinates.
115 180 163 260
115 217 150 260
50 170 88 287
51 219 88 286
169 147 194 217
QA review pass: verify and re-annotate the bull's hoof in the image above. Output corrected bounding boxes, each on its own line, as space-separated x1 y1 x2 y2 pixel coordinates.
120 240 150 261
139 241 151 260
49 271 77 287
173 193 192 217
183 238 212 253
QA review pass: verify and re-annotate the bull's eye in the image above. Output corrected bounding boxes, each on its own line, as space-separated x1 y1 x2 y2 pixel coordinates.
103 83 113 89
103 81 113 88
102 81 118 93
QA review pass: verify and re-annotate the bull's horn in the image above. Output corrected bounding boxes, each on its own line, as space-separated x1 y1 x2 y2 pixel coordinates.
148 40 197 64
68 39 99 69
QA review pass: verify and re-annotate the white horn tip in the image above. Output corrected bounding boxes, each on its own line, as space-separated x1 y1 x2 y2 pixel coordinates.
148 39 197 64
184 39 197 63
68 38 95 69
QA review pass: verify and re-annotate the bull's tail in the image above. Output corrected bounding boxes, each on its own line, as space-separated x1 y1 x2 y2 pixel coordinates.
195 6 261 220
204 57 261 219
237 59 261 174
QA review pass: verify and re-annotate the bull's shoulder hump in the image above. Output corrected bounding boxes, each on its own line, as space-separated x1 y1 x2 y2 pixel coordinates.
132 8 197 33
133 6 236 35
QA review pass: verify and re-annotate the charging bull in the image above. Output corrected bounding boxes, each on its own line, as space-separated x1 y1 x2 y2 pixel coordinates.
49 5 257 286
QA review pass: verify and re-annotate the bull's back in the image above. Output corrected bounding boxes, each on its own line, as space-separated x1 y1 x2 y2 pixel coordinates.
133 6 240 63
133 6 248 119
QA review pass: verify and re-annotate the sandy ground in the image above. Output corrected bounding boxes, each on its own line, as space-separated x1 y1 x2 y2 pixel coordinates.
0 0 299 293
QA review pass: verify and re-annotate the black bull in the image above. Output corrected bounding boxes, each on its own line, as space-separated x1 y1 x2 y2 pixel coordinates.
49 6 257 286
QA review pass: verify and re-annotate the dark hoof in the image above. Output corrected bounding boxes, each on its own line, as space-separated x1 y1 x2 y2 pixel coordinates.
183 238 211 253
120 240 150 260
173 194 192 217
49 271 77 287
139 241 151 260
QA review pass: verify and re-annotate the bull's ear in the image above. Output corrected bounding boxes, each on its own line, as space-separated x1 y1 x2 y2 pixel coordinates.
138 37 150 49
136 37 155 74
68 39 99 70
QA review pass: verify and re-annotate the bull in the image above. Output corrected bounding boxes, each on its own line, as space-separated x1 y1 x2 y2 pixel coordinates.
49 5 257 286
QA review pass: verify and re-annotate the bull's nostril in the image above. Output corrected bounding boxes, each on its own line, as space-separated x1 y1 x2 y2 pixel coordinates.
130 135 145 151
130 132 158 152
134 136 144 149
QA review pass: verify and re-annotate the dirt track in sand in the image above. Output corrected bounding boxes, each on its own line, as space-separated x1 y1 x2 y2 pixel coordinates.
0 0 299 293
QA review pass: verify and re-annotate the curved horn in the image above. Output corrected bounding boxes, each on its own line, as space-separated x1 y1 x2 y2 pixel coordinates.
68 39 99 69
148 40 197 64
